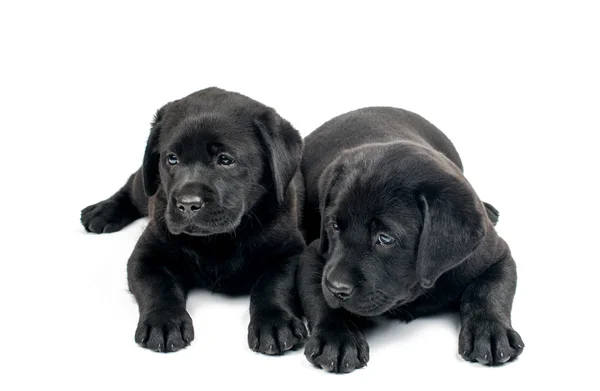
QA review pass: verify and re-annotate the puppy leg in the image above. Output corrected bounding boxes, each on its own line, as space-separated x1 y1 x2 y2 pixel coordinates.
459 251 524 365
248 251 308 355
127 237 194 353
298 241 370 373
81 169 147 233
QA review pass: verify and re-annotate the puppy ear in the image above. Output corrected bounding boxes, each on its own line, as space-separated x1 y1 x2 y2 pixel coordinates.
317 162 343 254
142 106 166 197
416 179 487 288
254 110 303 204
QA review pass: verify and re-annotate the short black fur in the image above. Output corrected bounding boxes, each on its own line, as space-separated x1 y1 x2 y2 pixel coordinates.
298 107 524 373
81 87 308 354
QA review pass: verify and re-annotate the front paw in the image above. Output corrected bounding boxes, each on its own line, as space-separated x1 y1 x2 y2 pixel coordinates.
248 310 308 355
304 327 369 373
81 197 139 234
459 318 524 365
135 308 194 353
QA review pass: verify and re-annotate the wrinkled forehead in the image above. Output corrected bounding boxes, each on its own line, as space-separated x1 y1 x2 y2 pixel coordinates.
330 167 420 230
162 115 261 157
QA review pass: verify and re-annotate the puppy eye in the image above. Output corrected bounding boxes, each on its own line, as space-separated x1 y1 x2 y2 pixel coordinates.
330 222 340 232
217 154 235 166
377 233 395 245
167 154 179 165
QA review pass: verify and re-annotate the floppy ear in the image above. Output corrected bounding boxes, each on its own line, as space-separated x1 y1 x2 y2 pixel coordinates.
142 106 166 197
317 162 343 254
254 110 303 204
416 179 487 288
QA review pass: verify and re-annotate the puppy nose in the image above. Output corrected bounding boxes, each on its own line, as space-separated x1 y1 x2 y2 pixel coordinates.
176 195 205 215
325 278 354 300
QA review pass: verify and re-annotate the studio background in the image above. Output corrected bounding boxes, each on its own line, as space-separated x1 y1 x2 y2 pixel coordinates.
1 1 597 390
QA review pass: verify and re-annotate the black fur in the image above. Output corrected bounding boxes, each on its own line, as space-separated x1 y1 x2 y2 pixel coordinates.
298 107 524 372
81 87 308 354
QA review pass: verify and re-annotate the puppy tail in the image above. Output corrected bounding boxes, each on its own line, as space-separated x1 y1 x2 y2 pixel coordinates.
483 202 500 226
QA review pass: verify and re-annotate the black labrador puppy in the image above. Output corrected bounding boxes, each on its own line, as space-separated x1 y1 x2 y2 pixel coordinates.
298 107 524 373
81 87 307 354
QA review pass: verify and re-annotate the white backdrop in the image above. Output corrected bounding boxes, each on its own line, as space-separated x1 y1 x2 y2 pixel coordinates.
1 1 598 390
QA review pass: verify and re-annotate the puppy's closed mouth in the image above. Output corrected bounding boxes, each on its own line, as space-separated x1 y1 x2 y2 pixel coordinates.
165 208 244 236
177 222 239 236
347 301 395 317
181 225 215 236
165 221 228 236
340 294 412 317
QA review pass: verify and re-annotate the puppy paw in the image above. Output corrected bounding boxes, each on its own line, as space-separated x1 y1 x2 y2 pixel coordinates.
248 310 308 355
304 327 369 373
459 318 524 365
135 308 194 353
81 197 140 234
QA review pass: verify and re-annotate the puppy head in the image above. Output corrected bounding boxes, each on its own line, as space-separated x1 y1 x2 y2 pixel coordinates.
142 88 302 236
318 142 487 316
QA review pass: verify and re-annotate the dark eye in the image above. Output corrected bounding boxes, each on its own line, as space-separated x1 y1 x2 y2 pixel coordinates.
377 233 395 245
217 154 234 166
167 154 178 165
330 222 340 231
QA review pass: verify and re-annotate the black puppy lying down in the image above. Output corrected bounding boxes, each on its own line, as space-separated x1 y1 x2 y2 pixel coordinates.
81 88 307 354
298 107 524 372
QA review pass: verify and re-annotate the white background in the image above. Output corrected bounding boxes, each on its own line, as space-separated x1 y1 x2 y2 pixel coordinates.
1 1 598 390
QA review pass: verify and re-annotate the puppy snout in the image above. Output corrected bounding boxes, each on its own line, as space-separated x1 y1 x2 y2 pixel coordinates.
174 181 215 214
325 278 354 301
176 195 205 216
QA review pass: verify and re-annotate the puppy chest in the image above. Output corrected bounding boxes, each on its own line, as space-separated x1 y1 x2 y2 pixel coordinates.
188 250 256 293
